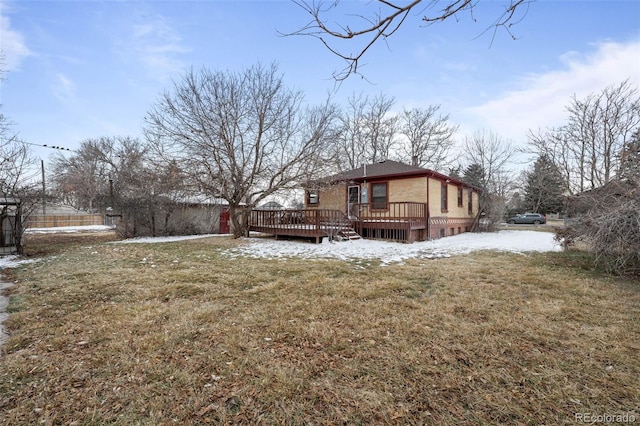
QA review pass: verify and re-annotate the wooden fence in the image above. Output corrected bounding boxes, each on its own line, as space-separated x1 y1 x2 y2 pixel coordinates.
25 214 105 228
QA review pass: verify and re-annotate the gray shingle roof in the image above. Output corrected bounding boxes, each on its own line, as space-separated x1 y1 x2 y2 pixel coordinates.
324 160 429 182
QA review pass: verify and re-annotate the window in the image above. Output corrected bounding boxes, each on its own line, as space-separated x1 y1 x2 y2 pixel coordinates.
468 190 473 214
441 183 448 212
307 190 319 205
457 187 463 207
371 183 388 209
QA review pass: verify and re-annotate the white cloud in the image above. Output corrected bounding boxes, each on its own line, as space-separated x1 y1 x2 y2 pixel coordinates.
0 12 33 71
51 73 76 103
464 39 640 144
115 14 190 81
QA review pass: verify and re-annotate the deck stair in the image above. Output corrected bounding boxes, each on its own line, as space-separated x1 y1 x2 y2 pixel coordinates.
338 228 362 241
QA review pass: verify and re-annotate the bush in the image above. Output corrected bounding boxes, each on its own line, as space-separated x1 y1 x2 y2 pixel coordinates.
586 198 640 276
559 180 640 276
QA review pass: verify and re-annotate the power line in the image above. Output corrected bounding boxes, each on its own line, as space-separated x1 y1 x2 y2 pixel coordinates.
22 141 76 152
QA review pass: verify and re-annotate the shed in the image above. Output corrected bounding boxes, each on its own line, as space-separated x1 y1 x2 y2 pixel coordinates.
1 197 23 255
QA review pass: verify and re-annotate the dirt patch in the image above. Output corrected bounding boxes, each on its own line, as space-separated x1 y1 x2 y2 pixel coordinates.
22 230 120 257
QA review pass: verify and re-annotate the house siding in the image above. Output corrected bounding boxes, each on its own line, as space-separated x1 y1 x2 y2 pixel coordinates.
386 177 427 203
426 179 479 239
427 178 444 218
311 185 344 210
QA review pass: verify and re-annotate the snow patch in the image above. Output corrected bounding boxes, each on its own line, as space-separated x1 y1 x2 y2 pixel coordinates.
113 234 230 244
25 225 114 234
224 230 561 265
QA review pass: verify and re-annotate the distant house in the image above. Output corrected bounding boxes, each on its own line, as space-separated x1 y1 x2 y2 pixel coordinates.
248 160 480 243
140 196 230 236
566 179 637 217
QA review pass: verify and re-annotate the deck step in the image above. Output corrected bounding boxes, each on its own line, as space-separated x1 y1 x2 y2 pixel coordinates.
338 229 362 240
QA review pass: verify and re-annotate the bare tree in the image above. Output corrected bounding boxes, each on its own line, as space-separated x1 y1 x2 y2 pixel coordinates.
50 136 190 237
1 57 39 254
526 128 573 194
336 94 368 170
566 80 639 190
334 92 397 170
398 105 458 170
1 118 38 254
289 0 531 80
363 93 397 163
529 80 640 195
50 139 111 212
144 63 339 237
460 130 516 228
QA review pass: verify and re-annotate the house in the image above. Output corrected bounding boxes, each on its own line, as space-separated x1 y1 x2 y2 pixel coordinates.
566 178 637 217
307 160 480 241
136 195 230 236
248 160 480 243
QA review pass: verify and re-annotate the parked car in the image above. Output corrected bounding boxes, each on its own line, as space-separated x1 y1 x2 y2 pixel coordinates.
506 213 547 225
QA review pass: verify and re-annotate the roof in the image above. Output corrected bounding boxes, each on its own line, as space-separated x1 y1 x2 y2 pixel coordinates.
324 160 425 181
171 194 229 206
258 201 284 210
319 160 476 189
0 197 21 205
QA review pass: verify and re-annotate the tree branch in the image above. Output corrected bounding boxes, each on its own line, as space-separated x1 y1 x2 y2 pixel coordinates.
285 0 532 81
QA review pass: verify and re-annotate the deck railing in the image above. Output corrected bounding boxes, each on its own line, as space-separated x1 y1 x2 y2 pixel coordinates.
248 208 353 242
249 203 430 243
350 202 428 222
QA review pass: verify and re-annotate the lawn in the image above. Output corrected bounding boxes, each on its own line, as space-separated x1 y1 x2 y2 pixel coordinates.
0 232 638 425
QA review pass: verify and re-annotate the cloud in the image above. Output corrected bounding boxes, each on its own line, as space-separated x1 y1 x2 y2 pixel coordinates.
115 14 190 81
0 11 33 71
51 73 76 103
464 38 640 144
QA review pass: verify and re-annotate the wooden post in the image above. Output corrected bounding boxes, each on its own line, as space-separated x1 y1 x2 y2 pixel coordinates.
16 200 23 255
41 160 46 215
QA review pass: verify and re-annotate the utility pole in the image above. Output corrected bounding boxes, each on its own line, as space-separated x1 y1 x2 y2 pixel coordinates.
41 160 46 215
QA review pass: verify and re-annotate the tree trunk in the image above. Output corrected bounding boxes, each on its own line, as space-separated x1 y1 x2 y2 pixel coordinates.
229 204 248 238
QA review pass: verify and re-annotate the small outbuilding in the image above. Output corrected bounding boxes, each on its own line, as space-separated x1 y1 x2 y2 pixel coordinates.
1 197 23 255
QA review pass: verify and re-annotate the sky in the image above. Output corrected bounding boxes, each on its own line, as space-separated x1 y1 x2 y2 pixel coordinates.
1 0 639 170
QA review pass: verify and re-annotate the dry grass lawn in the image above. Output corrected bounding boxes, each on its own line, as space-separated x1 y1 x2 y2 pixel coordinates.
0 232 638 425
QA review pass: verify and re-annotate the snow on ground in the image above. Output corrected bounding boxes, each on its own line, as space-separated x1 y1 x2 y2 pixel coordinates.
225 230 562 265
25 225 114 234
3 228 560 268
0 256 37 270
113 234 227 244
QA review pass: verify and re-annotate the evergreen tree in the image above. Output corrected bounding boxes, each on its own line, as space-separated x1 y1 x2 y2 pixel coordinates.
462 163 485 189
523 155 566 214
619 127 640 180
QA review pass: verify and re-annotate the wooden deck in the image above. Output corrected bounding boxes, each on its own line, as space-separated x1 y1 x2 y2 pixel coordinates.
248 208 357 243
249 202 429 243
351 202 428 242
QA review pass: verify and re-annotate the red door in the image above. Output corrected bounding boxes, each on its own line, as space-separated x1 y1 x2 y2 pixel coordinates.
219 208 230 234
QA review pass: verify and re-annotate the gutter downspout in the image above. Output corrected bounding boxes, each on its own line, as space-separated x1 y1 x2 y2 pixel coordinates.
426 176 431 240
